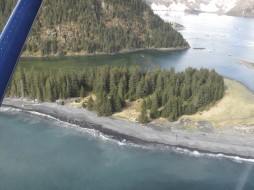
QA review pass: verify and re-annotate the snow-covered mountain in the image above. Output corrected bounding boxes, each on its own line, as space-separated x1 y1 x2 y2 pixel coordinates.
145 0 254 17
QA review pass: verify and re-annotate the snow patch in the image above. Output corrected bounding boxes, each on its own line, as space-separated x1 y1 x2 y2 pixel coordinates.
170 2 187 12
151 3 170 11
200 1 220 13
149 0 240 14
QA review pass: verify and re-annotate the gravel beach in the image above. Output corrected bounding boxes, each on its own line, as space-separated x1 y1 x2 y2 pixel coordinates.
2 98 254 159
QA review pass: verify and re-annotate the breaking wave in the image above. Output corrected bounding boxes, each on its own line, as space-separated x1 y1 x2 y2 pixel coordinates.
7 109 254 164
174 147 254 164
0 106 22 113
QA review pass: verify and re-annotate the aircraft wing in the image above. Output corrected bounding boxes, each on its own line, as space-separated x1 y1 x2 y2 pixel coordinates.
0 0 43 106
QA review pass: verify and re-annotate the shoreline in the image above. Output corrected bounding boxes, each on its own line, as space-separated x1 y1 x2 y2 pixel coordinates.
2 98 254 160
20 46 190 58
237 59 254 70
224 76 254 95
153 9 254 18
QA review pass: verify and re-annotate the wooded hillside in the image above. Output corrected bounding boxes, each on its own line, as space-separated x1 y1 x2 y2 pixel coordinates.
0 0 188 56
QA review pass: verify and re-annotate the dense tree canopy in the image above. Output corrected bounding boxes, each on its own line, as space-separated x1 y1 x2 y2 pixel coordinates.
7 66 224 121
0 0 188 56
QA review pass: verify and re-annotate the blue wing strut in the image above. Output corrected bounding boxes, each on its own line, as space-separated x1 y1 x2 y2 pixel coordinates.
0 0 43 106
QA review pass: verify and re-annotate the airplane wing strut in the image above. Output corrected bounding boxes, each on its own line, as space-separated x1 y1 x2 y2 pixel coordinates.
0 0 43 106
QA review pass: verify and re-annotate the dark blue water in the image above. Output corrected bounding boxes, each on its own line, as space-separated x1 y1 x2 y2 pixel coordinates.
0 108 254 190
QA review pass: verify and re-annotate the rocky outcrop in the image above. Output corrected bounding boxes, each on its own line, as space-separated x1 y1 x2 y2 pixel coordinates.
145 0 254 17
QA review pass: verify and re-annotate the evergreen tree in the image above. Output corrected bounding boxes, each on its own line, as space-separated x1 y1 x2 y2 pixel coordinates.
0 0 188 56
146 96 152 109
80 86 85 98
136 76 146 99
138 99 149 124
87 96 94 111
45 79 54 102
111 94 122 112
8 66 224 120
128 67 140 100
95 92 112 116
118 76 127 99
150 97 159 119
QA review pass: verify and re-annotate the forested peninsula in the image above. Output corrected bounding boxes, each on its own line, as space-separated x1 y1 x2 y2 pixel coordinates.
0 0 188 56
7 67 224 123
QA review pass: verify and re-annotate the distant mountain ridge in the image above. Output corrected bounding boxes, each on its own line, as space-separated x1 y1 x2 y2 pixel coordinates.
145 0 254 17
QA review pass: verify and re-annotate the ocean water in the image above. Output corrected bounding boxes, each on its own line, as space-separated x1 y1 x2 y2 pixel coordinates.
2 13 254 189
0 108 254 190
151 12 254 91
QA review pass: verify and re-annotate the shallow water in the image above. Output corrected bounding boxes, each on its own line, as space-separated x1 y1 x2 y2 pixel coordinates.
0 109 254 190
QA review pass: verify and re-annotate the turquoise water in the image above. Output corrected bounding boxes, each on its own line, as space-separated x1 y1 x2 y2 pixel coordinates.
0 108 254 190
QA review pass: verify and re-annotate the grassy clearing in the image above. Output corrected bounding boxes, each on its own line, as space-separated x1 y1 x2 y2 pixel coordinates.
70 96 142 122
181 78 254 128
69 78 254 128
112 100 142 122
